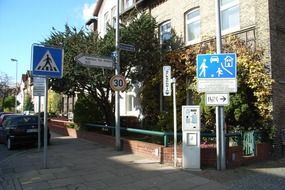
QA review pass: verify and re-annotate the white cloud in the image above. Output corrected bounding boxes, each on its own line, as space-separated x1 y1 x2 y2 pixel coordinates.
82 2 96 21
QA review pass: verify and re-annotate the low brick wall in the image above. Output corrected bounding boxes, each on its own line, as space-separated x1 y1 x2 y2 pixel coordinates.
123 140 162 161
48 119 271 168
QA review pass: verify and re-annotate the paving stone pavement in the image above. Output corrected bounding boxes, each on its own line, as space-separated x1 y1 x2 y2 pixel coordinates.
0 134 229 190
0 133 284 190
186 157 285 190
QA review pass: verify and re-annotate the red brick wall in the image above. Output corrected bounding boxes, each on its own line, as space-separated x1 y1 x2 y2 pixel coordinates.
49 119 271 168
123 140 162 161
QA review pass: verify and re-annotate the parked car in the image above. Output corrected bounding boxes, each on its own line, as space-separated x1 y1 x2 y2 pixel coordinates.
0 113 18 125
0 115 51 150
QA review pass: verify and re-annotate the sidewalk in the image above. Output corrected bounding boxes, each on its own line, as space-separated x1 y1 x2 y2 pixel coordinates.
0 133 229 190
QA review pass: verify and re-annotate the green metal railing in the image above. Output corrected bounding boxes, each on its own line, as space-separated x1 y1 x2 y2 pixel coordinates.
243 131 256 156
85 123 242 147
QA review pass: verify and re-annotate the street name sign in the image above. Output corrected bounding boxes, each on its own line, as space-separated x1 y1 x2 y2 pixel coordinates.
205 93 229 106
32 45 64 78
75 54 113 69
109 75 127 91
163 66 171 96
196 53 237 93
119 43 135 52
33 77 45 96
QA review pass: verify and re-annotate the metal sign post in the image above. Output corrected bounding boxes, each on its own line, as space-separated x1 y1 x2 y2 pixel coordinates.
115 0 121 150
38 96 41 152
33 76 45 152
43 78 48 168
172 78 177 167
215 0 226 171
163 66 177 167
32 44 63 169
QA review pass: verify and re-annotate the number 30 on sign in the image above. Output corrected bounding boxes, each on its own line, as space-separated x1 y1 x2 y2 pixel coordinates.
109 75 127 91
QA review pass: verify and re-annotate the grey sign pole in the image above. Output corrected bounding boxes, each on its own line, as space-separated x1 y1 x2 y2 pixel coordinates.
115 0 121 150
172 78 177 167
43 78 48 168
38 96 41 152
215 0 226 170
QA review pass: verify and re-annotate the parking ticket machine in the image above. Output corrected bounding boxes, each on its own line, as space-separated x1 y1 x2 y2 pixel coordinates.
182 106 201 170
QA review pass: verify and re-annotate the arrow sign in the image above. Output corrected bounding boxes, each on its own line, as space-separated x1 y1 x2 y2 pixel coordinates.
119 43 135 52
75 54 113 69
205 93 229 106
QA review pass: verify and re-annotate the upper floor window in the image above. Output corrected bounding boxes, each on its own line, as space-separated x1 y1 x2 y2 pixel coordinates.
185 8 200 44
111 6 116 28
104 11 110 34
159 21 171 44
122 0 134 11
220 0 240 33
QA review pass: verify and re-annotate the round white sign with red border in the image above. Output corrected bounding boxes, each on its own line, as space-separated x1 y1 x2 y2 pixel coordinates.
109 75 127 91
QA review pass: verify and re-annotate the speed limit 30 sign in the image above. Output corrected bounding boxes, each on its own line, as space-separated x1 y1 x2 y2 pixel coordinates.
109 75 127 91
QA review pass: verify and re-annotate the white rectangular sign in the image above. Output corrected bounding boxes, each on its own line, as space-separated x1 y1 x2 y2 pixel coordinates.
197 79 237 93
163 66 171 96
75 54 113 69
205 93 229 106
33 77 45 96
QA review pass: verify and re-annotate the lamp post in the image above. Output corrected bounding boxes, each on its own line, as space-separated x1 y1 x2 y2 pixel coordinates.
11 58 18 113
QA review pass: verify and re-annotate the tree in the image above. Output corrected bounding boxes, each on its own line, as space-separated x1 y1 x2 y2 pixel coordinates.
43 25 115 124
43 13 164 125
23 94 34 111
164 35 273 139
0 73 12 111
3 96 15 112
48 90 61 115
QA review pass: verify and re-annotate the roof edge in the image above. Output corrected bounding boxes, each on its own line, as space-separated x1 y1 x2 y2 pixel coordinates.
93 0 103 16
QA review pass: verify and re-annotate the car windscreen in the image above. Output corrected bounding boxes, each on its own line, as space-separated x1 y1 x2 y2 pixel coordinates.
4 116 38 127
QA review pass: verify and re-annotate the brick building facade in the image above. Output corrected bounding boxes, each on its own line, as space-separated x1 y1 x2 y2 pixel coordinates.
90 0 285 157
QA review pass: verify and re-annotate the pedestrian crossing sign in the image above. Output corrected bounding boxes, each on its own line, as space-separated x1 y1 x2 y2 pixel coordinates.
32 45 63 78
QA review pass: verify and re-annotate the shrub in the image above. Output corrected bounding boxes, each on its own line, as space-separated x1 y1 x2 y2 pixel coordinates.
73 95 105 126
66 123 80 130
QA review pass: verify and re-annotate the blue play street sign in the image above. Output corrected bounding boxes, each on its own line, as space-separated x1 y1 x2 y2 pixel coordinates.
196 53 237 79
32 45 64 78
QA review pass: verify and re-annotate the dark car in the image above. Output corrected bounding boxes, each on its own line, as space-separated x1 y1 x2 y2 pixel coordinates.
0 115 51 150
0 113 19 125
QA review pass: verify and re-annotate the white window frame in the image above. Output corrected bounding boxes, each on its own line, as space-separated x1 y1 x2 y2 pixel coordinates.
185 8 200 45
123 0 134 10
159 21 171 44
126 92 136 113
104 11 110 34
220 0 240 34
111 6 116 28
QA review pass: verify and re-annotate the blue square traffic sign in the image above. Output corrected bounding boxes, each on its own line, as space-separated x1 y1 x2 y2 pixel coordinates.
32 45 64 78
196 53 237 79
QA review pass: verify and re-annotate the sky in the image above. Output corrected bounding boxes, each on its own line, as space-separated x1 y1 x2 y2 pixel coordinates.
0 0 96 86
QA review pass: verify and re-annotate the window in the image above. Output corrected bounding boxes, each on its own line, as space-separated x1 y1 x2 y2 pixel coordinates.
185 8 200 43
127 94 134 112
126 93 136 112
111 6 116 28
220 0 240 33
125 0 134 9
160 21 171 43
121 0 134 11
104 11 110 34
